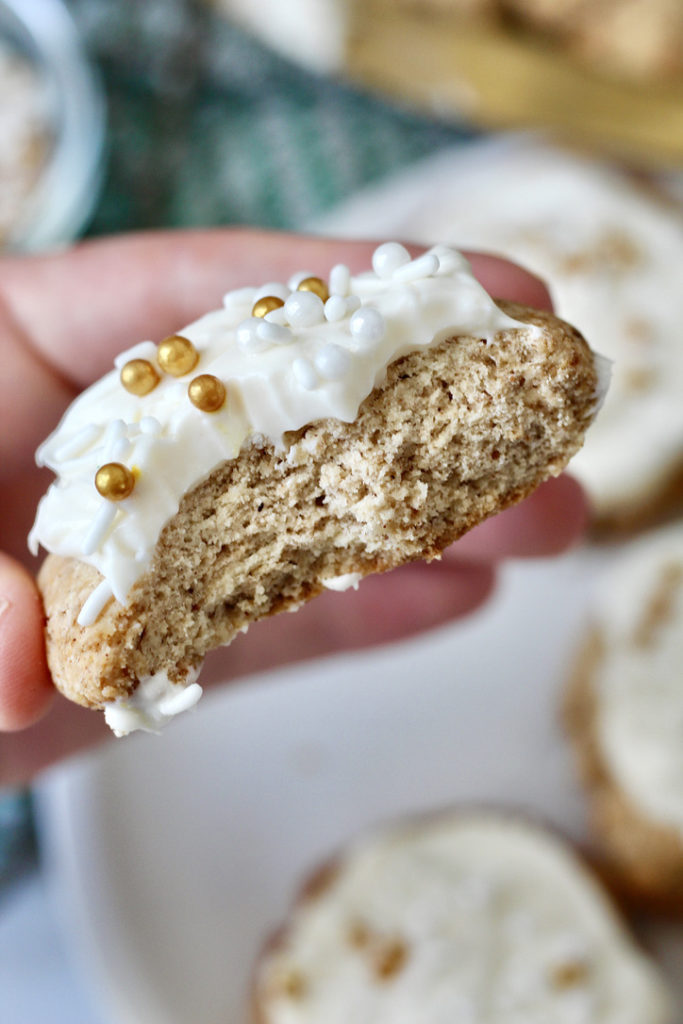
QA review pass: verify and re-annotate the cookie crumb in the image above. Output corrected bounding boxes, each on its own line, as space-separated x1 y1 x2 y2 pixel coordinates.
372 937 409 981
549 958 590 989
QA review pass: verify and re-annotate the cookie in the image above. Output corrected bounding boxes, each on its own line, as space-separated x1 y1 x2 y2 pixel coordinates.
566 524 683 910
318 141 683 532
30 242 602 735
252 810 673 1022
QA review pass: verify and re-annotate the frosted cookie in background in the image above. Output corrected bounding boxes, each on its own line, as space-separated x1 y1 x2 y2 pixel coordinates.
317 138 683 532
566 524 683 911
252 811 673 1023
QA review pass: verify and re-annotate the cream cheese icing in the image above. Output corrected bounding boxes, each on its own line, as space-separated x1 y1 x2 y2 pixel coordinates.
29 243 526 607
592 525 683 837
102 667 202 738
257 814 672 1023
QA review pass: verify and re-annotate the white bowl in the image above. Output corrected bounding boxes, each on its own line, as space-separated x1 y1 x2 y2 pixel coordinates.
0 0 106 252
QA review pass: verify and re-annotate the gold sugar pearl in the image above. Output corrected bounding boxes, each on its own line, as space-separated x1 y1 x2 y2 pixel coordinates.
120 358 160 396
252 295 284 319
95 462 136 501
297 276 329 303
188 373 226 412
157 334 199 377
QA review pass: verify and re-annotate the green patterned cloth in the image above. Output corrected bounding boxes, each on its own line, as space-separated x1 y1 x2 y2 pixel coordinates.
70 0 474 234
2 0 477 881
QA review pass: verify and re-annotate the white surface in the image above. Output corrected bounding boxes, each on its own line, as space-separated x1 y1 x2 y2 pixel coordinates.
0 872 106 1024
33 545 683 1023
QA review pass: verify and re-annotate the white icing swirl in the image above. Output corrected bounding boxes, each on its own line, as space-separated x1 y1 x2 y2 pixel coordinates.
29 244 526 607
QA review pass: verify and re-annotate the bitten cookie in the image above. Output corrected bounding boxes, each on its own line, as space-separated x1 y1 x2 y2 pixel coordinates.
566 524 683 910
252 811 673 1023
30 242 603 735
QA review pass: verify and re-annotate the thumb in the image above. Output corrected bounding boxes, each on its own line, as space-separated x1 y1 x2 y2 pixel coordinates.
0 552 54 730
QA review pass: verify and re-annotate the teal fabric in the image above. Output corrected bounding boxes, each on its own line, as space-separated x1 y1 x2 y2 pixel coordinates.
69 0 474 234
2 0 477 882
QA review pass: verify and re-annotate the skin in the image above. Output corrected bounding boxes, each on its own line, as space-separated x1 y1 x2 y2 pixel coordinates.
0 229 587 784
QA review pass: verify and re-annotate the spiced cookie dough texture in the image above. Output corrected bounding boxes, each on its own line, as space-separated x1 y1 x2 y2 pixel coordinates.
30 242 605 736
252 812 673 1023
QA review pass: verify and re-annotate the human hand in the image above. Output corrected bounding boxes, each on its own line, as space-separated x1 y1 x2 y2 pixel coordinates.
0 229 587 783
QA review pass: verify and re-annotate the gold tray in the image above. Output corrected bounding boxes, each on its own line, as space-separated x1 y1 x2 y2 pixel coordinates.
346 3 683 168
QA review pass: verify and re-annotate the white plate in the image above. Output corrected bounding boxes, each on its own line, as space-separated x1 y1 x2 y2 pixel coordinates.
35 547 683 1023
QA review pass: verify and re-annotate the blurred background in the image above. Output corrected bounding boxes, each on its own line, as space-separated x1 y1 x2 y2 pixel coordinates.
2 1 683 1021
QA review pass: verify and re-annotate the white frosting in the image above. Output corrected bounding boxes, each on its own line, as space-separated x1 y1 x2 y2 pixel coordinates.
30 243 526 607
321 573 362 592
257 814 671 1023
103 668 203 738
317 138 683 520
591 524 683 837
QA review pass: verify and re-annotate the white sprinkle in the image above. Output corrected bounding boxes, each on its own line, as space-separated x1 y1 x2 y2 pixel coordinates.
109 437 131 462
345 294 361 314
322 572 361 592
392 252 440 282
113 340 157 370
236 317 271 353
284 290 325 328
77 580 114 627
103 418 126 446
372 241 411 279
428 244 470 275
329 263 351 296
82 502 118 556
53 423 102 461
350 307 385 346
264 305 288 326
140 416 162 435
256 320 293 345
103 420 128 459
287 269 315 291
222 286 256 307
254 281 290 303
324 295 347 322
315 343 351 381
292 357 318 390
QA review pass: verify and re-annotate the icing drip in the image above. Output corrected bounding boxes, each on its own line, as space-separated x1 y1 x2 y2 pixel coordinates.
103 668 202 737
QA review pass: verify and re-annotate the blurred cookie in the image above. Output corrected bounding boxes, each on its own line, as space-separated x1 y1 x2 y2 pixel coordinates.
252 811 672 1022
566 524 683 909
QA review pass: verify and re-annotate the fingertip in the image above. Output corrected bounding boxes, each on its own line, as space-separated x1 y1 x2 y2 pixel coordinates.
466 251 554 312
0 554 54 731
451 473 589 563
